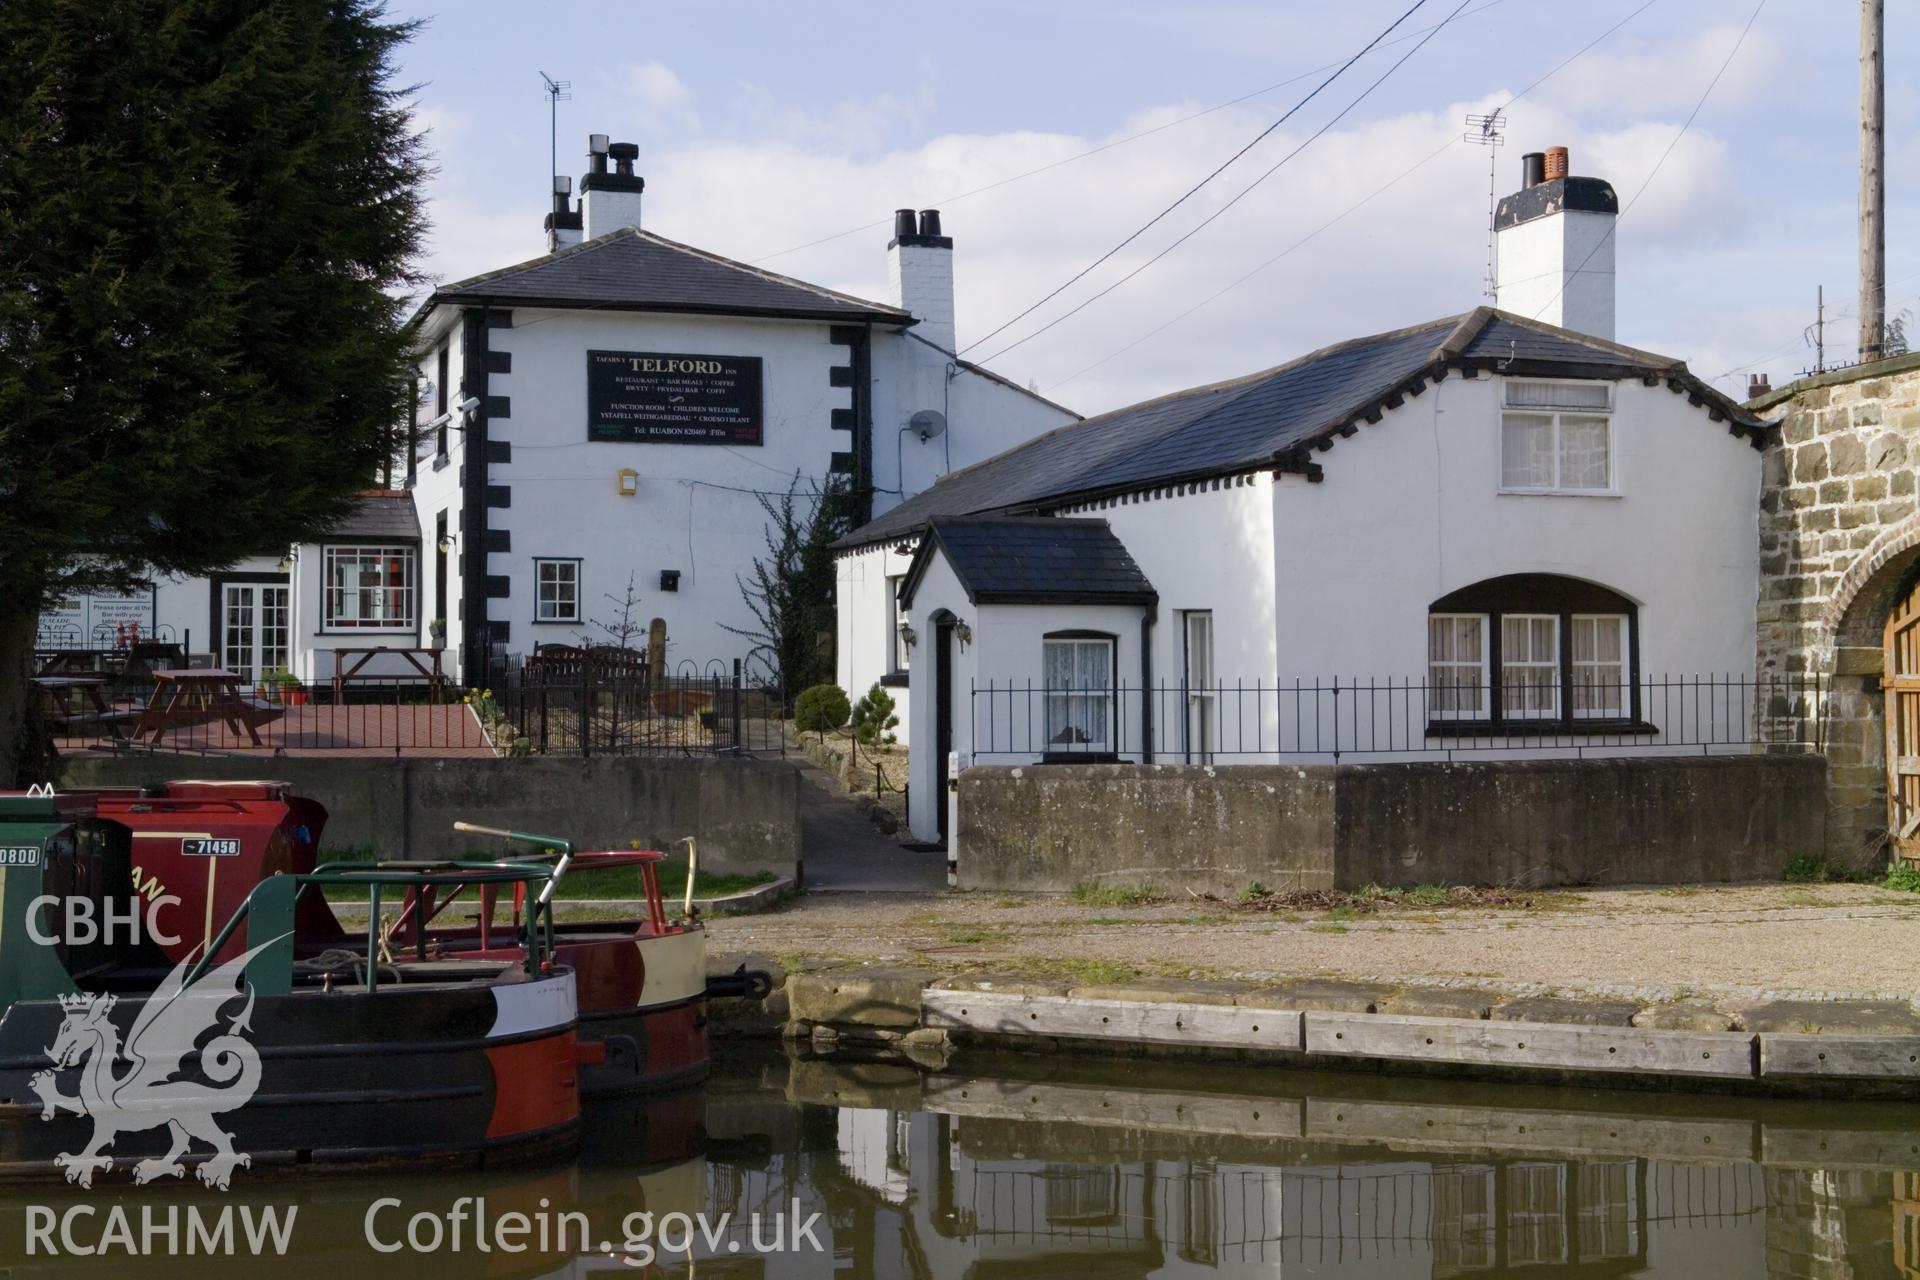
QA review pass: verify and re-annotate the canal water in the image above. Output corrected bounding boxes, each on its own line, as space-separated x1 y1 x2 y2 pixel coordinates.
2 1048 1915 1276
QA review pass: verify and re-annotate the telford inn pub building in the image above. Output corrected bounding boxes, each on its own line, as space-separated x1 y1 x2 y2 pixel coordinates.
44 132 1074 687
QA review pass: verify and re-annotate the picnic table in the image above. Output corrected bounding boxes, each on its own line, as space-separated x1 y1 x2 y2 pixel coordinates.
330 647 445 704
32 676 138 742
132 669 283 747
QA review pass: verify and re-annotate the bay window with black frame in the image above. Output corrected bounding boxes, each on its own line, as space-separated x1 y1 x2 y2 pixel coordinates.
1426 574 1645 734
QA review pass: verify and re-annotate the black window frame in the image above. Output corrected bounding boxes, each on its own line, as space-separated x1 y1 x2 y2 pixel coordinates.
1425 574 1648 736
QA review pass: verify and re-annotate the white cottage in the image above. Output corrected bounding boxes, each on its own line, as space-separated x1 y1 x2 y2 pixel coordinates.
834 149 1772 843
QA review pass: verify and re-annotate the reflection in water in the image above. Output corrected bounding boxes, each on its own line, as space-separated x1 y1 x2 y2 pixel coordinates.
0 1053 1911 1277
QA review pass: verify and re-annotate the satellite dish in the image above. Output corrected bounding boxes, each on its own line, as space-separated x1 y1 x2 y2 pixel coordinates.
910 409 947 441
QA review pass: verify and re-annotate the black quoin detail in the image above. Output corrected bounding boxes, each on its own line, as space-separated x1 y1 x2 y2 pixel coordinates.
482 530 512 553
483 576 512 599
485 395 511 419
485 351 512 374
828 366 855 388
484 485 511 509
487 441 512 464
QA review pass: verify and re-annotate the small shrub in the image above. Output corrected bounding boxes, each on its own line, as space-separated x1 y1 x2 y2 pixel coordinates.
793 683 851 736
1887 863 1920 893
1237 880 1270 902
850 682 900 748
1782 854 1830 883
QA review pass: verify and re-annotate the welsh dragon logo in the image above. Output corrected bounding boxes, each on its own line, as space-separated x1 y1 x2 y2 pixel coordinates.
29 943 273 1190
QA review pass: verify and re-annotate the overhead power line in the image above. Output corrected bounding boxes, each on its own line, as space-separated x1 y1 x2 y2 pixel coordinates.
957 0 1443 358
745 0 1515 267
975 0 1478 368
1048 0 1663 394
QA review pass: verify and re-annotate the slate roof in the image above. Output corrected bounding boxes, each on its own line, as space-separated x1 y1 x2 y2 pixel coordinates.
420 227 910 325
322 491 420 541
835 308 1771 551
899 518 1156 608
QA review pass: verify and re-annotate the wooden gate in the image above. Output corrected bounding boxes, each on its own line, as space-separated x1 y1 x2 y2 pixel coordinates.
1883 584 1920 862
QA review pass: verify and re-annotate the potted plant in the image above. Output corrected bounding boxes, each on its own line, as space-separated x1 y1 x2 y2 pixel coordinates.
428 617 447 648
273 667 307 706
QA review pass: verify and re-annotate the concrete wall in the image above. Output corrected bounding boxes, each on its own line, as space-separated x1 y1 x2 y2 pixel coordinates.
957 754 1826 893
956 764 1335 895
60 754 801 876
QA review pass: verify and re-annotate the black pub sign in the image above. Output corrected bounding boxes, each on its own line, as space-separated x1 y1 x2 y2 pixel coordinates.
587 350 764 445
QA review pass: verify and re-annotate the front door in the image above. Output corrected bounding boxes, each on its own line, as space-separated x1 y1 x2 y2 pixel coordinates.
222 583 290 683
1884 582 1920 862
934 620 954 843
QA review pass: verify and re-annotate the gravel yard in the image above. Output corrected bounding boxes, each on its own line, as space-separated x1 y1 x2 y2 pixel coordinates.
705 882 1920 1003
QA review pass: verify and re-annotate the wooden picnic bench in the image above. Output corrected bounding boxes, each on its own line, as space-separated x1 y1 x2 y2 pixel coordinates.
330 646 445 704
132 669 283 747
32 676 140 742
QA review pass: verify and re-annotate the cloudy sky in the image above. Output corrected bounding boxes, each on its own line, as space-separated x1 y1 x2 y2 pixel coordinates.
391 0 1916 415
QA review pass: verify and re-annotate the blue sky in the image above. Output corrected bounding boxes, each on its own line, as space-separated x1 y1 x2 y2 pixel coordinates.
391 0 1916 413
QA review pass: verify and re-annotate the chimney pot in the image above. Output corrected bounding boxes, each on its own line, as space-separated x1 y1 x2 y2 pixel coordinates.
893 209 917 241
917 209 943 238
608 141 639 176
1544 146 1569 181
1522 151 1545 189
1748 373 1772 400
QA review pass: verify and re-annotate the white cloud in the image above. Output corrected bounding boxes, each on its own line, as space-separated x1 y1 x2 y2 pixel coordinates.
625 61 691 109
419 85 1767 414
1534 25 1784 117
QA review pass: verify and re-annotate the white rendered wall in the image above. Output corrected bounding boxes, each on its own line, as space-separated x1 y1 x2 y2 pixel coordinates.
868 335 1077 505
834 541 916 739
1264 372 1760 707
1495 209 1616 340
482 308 849 669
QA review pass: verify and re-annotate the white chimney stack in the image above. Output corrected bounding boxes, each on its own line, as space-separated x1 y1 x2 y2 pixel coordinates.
580 135 645 240
1494 146 1619 340
888 209 955 354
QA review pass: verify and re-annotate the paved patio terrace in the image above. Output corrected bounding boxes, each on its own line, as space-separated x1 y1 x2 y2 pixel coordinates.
57 701 497 758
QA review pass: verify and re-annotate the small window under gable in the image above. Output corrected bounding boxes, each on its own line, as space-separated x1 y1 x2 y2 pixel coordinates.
1500 380 1613 495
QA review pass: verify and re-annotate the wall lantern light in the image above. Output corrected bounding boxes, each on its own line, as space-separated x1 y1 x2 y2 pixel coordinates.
617 468 639 496
437 534 456 555
901 624 918 648
954 621 973 647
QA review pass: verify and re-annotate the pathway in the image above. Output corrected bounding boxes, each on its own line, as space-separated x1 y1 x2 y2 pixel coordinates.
796 757 945 892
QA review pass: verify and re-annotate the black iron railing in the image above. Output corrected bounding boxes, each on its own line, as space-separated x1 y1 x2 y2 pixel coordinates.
970 674 1827 762
37 651 788 759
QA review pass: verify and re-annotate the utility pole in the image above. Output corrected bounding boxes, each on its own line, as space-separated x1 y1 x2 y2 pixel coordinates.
1860 0 1885 363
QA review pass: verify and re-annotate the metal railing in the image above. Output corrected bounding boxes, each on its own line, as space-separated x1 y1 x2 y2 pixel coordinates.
971 674 1827 762
39 654 790 758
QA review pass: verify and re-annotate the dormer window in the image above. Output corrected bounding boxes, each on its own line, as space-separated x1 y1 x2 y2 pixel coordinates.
1500 380 1612 494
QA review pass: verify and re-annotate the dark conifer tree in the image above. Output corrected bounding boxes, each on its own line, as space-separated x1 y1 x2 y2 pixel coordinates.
0 1 429 780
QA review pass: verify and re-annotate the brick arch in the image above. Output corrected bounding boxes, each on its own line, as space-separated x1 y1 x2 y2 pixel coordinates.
1824 510 1920 650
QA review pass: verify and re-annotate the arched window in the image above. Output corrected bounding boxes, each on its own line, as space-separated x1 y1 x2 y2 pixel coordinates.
1427 575 1641 729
